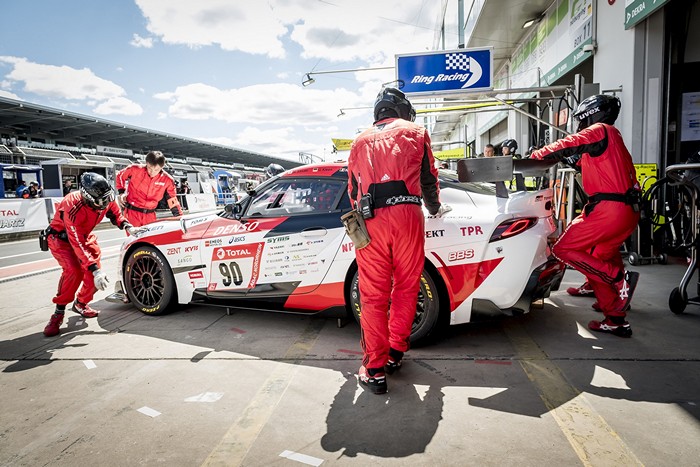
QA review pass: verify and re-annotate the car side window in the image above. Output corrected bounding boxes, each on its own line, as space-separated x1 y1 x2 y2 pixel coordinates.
246 179 344 217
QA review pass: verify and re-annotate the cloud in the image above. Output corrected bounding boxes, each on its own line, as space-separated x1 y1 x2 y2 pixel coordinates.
154 82 363 127
201 126 331 162
134 0 439 62
130 33 154 48
93 97 144 116
135 0 288 58
0 56 127 101
0 89 20 100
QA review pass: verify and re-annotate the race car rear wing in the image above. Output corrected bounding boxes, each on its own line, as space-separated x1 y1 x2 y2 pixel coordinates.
456 156 559 198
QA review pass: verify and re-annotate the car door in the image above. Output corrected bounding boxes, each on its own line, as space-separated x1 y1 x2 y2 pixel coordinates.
205 176 349 300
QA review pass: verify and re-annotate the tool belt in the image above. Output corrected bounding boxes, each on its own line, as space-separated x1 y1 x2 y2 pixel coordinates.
124 202 156 214
587 188 641 213
368 181 423 210
46 226 69 241
40 226 67 251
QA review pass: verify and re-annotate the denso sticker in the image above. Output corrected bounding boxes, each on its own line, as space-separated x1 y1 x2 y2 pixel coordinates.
212 221 260 236
209 242 265 291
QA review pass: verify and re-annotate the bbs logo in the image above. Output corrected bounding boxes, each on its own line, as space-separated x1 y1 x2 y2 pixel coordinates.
448 249 475 261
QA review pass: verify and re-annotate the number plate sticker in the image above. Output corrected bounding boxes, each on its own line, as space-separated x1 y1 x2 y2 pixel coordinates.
209 242 265 291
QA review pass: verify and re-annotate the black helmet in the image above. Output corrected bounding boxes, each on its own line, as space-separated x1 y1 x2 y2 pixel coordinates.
80 172 114 210
501 139 518 152
374 87 416 122
265 163 285 178
573 94 621 131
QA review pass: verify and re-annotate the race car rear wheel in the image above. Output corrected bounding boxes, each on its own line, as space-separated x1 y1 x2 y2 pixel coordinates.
124 245 175 315
349 267 442 346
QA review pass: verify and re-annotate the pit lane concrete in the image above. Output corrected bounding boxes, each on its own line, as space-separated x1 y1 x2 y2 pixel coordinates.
1 233 699 466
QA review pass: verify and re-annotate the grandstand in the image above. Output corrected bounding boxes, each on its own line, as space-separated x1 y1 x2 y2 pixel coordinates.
0 96 300 170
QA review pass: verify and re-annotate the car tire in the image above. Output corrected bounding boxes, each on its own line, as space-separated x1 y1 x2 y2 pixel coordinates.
124 245 176 315
349 267 442 346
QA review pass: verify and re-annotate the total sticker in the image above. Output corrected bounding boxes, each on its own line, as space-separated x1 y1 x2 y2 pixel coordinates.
209 242 264 291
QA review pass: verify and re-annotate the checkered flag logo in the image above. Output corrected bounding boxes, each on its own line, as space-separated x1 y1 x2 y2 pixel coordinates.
445 53 469 71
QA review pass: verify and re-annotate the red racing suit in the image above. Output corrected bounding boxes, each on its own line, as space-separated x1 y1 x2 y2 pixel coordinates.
48 192 129 307
348 117 441 370
530 122 641 316
116 164 182 227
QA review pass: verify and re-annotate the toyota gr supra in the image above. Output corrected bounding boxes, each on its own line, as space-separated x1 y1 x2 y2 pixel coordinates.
109 157 565 344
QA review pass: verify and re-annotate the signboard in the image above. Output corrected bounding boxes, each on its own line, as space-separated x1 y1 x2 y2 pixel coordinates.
331 139 353 151
0 199 50 233
624 0 669 30
396 47 493 96
186 156 203 164
96 145 133 157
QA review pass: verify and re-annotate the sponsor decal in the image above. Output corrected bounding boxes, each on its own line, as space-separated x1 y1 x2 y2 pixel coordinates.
0 219 25 229
188 271 204 279
208 282 217 291
185 245 198 252
148 225 164 231
213 246 253 260
177 255 193 265
186 217 209 227
267 236 290 243
448 249 475 261
212 221 260 236
460 226 484 236
205 238 223 247
0 209 19 216
306 239 324 245
228 235 246 244
290 242 303 247
167 247 181 255
425 229 445 238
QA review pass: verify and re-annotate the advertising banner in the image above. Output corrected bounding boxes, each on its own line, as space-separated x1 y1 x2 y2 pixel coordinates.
0 199 49 234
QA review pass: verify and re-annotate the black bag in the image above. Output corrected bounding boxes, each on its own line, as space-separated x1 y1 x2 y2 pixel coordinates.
39 227 49 252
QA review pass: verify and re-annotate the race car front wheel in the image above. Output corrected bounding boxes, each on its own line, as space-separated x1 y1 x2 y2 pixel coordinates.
349 267 442 346
124 245 176 315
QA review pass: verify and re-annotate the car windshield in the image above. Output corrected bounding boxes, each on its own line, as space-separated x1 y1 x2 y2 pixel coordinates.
246 178 348 217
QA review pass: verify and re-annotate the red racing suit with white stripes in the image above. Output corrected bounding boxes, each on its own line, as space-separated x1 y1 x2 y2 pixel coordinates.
48 191 129 307
529 122 640 316
348 117 441 370
116 164 182 227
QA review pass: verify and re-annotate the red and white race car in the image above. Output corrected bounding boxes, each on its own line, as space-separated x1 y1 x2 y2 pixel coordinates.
111 158 565 344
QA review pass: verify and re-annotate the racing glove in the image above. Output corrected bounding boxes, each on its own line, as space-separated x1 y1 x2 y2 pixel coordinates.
93 269 110 291
434 204 452 218
124 223 148 237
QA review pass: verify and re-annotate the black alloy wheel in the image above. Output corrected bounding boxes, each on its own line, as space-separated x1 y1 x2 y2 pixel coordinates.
124 245 175 315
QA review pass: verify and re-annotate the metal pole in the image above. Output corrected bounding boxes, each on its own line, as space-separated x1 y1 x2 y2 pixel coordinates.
491 96 571 137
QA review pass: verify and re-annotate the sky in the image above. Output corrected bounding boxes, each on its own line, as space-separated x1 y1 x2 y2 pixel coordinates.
0 0 444 163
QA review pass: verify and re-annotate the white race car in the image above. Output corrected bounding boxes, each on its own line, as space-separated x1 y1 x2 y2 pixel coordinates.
110 158 565 344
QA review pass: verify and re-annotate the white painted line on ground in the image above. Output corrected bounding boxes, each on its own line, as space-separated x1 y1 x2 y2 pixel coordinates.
279 450 324 466
83 360 96 370
137 406 161 418
184 392 224 403
591 365 631 390
576 321 598 339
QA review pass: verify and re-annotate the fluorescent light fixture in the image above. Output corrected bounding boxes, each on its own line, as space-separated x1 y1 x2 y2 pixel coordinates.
522 12 544 29
302 73 315 87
